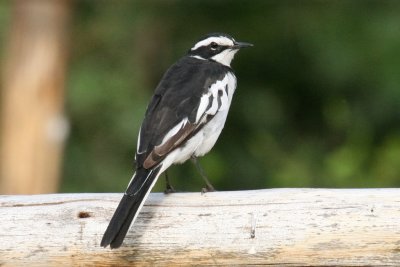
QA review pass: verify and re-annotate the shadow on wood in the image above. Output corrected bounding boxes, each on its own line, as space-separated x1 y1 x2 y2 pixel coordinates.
1 189 400 266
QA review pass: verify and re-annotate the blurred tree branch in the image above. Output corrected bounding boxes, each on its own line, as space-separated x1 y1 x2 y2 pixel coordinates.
0 0 71 193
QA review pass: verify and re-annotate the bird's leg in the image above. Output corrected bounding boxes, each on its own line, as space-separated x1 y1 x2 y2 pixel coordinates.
164 171 175 194
191 156 216 192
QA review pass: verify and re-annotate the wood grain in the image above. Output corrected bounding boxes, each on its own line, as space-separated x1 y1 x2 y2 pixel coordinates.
1 189 399 266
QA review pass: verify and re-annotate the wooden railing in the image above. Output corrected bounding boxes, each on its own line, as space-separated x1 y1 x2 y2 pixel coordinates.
1 189 399 266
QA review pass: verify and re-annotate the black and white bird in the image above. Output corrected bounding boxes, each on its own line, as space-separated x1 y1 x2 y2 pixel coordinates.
101 33 252 248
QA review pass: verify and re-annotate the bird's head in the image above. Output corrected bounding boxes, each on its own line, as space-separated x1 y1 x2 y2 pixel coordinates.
188 33 252 67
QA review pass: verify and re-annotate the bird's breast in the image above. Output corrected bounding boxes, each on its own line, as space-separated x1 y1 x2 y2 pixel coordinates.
194 72 237 156
157 71 237 169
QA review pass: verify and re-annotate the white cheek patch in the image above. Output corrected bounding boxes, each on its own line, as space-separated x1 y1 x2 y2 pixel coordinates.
211 49 238 67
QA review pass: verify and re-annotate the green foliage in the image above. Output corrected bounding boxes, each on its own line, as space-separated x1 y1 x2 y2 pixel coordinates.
62 1 400 192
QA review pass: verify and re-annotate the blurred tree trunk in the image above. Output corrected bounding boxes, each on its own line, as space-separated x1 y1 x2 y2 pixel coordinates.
0 1 71 194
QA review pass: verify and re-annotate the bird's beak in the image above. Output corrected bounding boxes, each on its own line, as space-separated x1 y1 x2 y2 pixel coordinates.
232 41 253 49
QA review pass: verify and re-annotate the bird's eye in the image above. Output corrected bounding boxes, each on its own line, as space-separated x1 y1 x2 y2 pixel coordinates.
210 42 218 50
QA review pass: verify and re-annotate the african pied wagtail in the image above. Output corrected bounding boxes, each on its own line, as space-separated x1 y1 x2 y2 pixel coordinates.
101 33 252 248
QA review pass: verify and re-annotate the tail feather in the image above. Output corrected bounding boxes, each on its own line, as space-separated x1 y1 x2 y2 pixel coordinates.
101 166 162 248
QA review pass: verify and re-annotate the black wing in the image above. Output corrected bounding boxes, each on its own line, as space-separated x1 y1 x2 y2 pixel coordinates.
135 56 230 169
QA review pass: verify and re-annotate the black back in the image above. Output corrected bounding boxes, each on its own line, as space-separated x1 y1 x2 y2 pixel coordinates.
135 56 232 168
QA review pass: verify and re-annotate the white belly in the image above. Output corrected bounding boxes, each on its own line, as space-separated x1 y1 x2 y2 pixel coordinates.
194 107 229 157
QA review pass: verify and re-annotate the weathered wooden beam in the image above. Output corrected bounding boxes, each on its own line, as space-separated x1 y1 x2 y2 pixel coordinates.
1 189 399 266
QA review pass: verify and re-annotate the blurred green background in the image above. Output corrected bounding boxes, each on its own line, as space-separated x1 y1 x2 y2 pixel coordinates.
4 1 400 193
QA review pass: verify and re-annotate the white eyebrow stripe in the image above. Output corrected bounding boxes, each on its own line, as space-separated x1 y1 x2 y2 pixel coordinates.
191 36 234 51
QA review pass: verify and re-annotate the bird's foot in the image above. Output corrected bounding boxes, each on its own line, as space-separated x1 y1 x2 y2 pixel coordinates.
164 171 176 194
164 184 176 194
201 184 216 194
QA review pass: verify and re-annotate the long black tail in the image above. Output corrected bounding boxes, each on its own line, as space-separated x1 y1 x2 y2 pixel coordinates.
101 165 162 248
